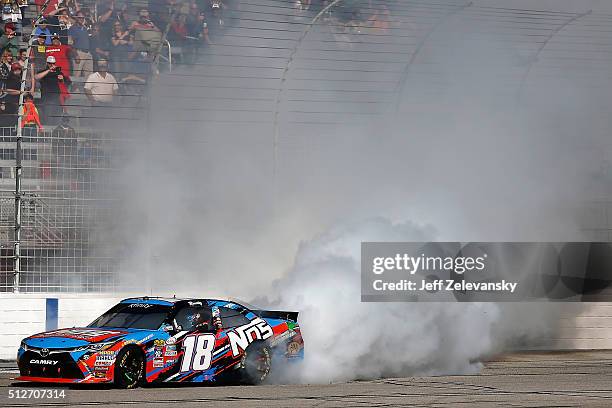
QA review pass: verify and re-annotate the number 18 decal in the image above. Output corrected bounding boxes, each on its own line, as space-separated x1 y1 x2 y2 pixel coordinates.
180 334 216 372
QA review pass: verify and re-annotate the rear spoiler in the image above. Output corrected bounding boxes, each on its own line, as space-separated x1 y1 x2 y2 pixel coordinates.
253 310 298 322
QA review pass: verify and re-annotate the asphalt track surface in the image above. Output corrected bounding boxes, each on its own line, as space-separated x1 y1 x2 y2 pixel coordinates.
1 351 611 407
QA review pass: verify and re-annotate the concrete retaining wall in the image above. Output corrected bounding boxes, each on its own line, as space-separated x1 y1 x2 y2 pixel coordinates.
0 294 124 360
1 295 612 360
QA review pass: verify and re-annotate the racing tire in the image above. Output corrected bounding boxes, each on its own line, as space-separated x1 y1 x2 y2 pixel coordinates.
239 342 272 385
114 347 145 389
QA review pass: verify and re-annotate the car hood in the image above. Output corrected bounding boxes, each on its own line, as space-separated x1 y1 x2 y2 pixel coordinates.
24 327 157 349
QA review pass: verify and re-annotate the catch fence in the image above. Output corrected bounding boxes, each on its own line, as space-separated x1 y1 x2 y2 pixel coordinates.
0 127 133 292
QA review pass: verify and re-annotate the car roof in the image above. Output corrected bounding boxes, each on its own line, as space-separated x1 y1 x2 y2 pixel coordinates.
119 296 259 309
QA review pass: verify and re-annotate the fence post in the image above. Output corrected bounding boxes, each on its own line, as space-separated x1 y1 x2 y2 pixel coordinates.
13 129 21 293
13 0 53 292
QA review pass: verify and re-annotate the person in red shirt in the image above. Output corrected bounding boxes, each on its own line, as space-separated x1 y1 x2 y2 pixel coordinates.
45 34 74 105
45 34 74 77
35 0 61 17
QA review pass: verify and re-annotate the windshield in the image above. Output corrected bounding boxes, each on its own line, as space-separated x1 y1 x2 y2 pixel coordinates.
88 303 172 330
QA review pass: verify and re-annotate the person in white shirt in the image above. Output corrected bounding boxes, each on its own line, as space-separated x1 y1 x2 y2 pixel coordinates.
83 59 118 106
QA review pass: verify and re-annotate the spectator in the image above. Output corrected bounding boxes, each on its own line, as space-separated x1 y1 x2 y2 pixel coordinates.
35 55 70 125
110 21 131 79
32 18 52 45
0 22 19 57
0 49 13 91
45 33 75 81
0 99 16 127
367 3 390 33
129 8 161 53
15 48 34 92
169 14 188 46
96 0 116 40
89 23 110 66
21 93 42 130
16 48 26 68
63 0 80 16
2 2 22 32
68 11 92 78
186 3 210 44
84 59 118 107
35 0 61 17
30 34 48 70
4 62 33 109
46 7 73 44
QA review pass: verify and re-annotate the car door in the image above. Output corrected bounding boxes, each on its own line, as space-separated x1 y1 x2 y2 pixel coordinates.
172 302 218 374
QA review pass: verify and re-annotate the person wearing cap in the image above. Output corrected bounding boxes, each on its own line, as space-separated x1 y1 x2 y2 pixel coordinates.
68 11 93 79
129 8 161 53
4 62 34 109
32 18 53 45
35 55 70 125
46 33 76 80
0 23 20 57
30 34 48 72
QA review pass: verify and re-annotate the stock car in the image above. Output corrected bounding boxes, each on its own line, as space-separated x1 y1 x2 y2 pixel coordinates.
16 297 303 388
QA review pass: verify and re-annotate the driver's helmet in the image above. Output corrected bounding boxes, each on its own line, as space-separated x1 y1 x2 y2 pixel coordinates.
186 311 211 330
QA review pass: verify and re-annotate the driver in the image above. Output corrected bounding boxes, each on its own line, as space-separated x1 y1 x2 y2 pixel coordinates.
186 309 212 331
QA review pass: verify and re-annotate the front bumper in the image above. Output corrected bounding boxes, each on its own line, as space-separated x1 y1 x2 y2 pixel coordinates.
17 349 113 384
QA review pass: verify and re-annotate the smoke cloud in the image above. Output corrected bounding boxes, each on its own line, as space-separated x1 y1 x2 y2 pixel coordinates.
110 0 604 382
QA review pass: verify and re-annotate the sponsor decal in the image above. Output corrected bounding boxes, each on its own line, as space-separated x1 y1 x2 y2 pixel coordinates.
154 349 162 358
269 329 295 347
154 339 165 347
35 329 123 341
95 351 116 367
227 318 274 357
164 350 177 357
153 358 164 368
166 331 188 345
128 303 152 308
287 341 301 356
94 372 107 378
139 334 154 344
188 301 203 307
30 359 58 365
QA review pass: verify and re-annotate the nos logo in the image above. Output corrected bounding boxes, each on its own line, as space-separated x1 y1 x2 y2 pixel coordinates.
180 318 273 372
227 318 273 357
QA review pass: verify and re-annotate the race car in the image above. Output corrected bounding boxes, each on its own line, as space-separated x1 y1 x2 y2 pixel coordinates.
17 297 303 388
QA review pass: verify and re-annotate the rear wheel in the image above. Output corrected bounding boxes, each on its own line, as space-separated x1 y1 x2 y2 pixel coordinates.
239 343 272 385
114 347 144 389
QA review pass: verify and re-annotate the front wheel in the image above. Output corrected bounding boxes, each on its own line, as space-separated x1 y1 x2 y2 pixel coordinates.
239 343 272 385
114 347 144 389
